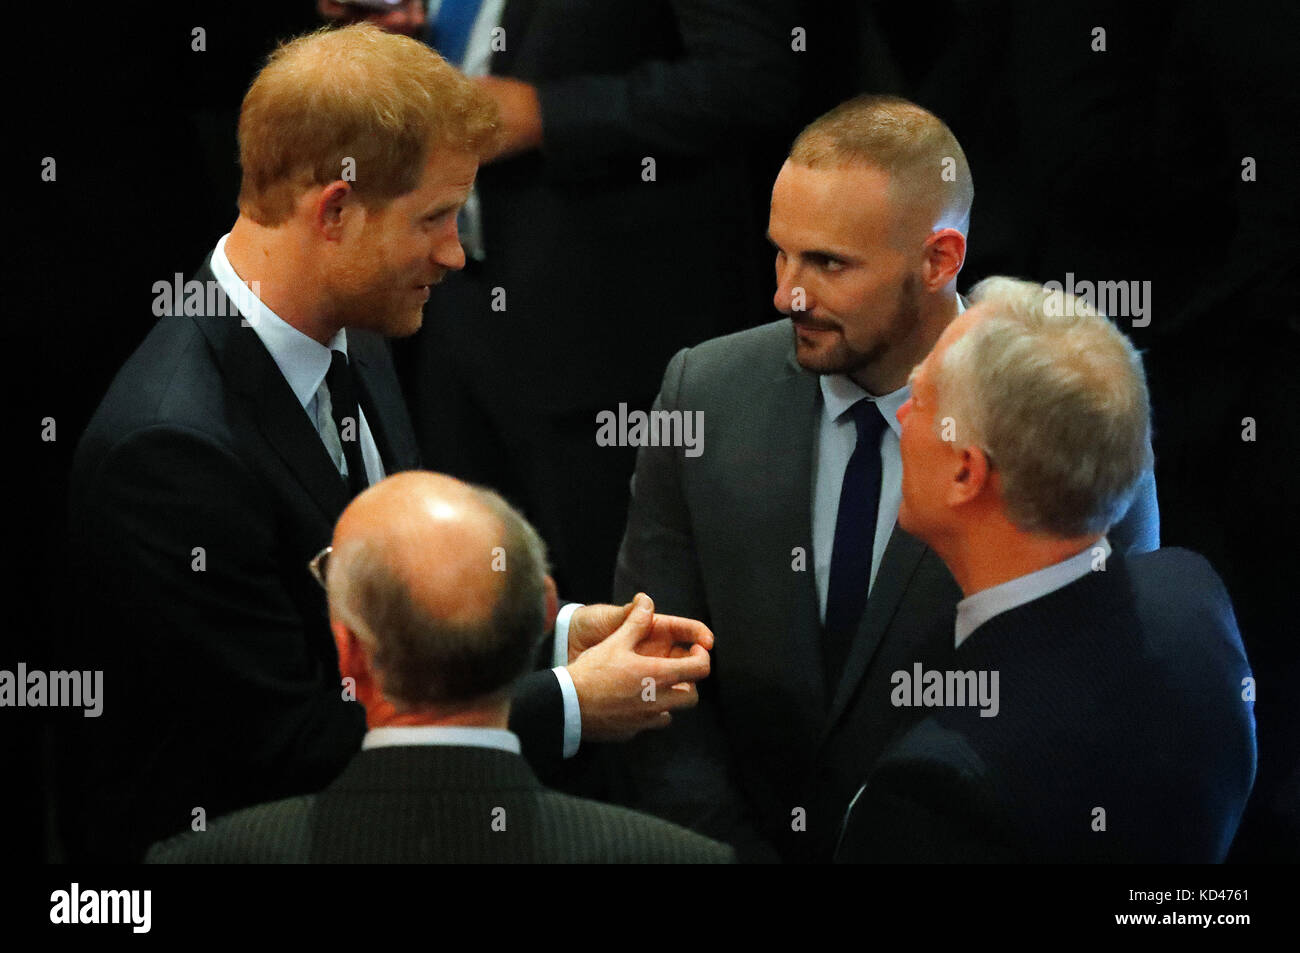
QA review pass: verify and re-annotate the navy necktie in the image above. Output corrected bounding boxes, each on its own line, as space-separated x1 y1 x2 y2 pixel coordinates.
824 398 888 692
432 0 485 67
327 351 368 498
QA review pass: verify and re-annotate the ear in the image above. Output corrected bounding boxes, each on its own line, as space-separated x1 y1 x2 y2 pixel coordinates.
331 618 368 682
947 444 992 507
922 228 966 290
314 181 355 240
543 574 559 634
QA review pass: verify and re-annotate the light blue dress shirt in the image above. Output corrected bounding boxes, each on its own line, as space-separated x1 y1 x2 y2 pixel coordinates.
954 536 1112 648
810 295 966 623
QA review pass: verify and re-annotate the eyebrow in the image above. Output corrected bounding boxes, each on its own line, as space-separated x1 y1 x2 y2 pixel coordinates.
424 199 462 218
765 232 857 262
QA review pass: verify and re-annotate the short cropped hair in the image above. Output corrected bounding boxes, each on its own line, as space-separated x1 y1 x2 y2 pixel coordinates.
789 94 973 234
327 485 548 708
237 23 498 226
935 276 1153 538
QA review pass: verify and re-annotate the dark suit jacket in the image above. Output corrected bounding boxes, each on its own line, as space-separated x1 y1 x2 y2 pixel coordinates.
611 318 1161 862
146 744 734 863
836 548 1256 863
64 260 566 861
425 0 800 416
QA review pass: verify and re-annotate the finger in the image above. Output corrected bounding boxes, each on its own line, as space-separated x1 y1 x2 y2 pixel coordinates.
651 647 710 686
649 613 714 651
610 592 655 647
656 684 699 711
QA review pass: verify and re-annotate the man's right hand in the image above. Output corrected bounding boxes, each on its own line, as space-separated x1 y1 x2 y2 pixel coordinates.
567 593 712 742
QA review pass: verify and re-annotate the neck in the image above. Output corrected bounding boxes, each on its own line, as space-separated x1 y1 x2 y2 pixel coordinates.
224 216 341 346
851 289 960 395
365 693 511 731
933 517 1103 598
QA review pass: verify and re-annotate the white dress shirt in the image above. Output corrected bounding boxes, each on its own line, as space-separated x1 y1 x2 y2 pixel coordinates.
210 234 386 487
363 724 521 754
954 536 1112 648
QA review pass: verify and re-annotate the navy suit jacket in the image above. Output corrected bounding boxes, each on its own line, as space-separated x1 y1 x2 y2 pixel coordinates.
836 548 1256 863
63 260 565 860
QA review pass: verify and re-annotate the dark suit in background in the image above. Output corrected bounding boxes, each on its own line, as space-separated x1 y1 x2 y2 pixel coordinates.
147 744 733 863
836 548 1256 863
610 319 1160 862
63 260 566 861
409 0 802 601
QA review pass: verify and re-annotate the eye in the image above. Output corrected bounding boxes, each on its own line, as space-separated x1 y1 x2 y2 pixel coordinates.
810 253 845 273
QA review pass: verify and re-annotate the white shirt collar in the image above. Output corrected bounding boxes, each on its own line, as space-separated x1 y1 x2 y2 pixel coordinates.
210 233 347 410
361 725 521 755
954 536 1112 648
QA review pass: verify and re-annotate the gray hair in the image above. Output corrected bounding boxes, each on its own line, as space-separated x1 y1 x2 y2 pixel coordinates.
934 276 1153 537
327 485 549 708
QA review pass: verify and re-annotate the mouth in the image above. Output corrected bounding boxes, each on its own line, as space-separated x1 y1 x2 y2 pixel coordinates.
792 316 838 334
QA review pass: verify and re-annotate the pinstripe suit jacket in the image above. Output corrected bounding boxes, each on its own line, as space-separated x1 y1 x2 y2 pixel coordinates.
146 745 734 863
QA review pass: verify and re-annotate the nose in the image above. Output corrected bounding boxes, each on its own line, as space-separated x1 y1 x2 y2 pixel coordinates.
896 398 912 425
773 254 807 315
434 216 466 272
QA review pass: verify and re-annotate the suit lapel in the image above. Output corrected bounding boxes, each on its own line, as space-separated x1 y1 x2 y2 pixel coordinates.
348 332 421 473
188 260 351 522
755 350 829 720
823 525 930 732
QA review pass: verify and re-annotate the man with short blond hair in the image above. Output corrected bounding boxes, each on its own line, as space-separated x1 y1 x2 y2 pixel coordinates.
612 95 1160 862
67 24 712 861
836 278 1254 862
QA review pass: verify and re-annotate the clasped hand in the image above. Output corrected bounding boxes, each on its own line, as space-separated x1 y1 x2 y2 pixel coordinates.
566 594 713 742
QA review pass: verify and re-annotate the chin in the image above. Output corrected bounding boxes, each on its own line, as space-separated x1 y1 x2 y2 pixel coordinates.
378 306 425 339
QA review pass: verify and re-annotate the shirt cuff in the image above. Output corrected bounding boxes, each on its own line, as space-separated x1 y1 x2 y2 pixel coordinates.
551 666 582 759
553 601 581 668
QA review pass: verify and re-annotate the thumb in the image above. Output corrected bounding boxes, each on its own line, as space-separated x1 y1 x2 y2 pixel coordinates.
611 592 654 647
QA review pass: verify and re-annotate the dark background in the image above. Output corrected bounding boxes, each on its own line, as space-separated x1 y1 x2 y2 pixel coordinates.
8 1 1297 864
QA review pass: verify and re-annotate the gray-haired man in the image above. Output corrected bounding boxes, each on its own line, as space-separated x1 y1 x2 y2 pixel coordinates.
836 277 1255 862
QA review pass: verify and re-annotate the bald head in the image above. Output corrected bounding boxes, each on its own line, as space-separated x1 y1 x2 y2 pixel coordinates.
334 471 505 629
327 471 549 708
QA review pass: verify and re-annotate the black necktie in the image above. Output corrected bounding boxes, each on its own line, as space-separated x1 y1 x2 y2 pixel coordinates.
326 351 368 498
824 398 888 693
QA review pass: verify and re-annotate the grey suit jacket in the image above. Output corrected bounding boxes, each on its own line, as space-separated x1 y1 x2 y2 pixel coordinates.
146 745 734 864
611 318 1160 862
